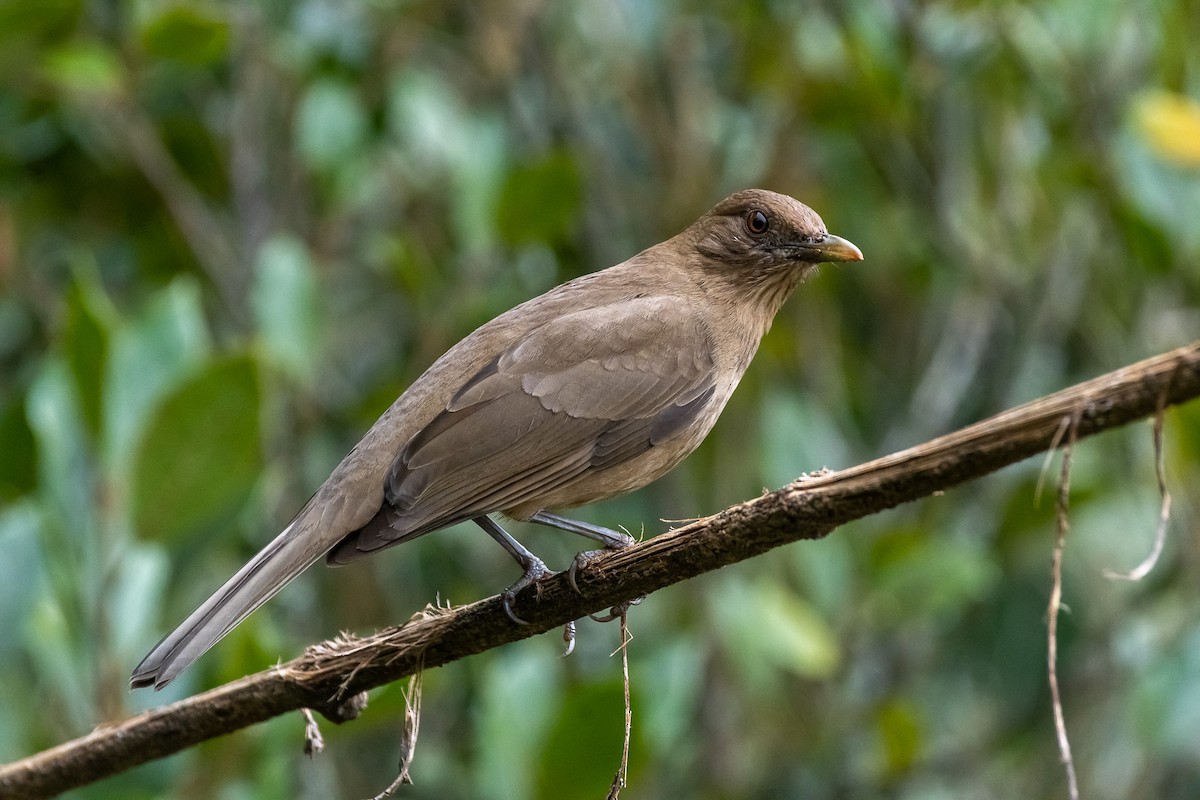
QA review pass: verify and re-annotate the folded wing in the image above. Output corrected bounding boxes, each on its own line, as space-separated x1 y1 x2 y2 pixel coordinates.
327 295 718 562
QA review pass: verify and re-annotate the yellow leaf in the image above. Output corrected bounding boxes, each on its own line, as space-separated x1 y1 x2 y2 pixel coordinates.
1135 90 1200 167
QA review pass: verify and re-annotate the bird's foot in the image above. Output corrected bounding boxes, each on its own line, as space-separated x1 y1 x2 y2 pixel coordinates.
567 532 635 593
590 595 644 623
500 556 555 625
561 619 577 657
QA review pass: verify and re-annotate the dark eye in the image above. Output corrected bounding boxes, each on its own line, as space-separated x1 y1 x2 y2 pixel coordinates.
745 209 769 235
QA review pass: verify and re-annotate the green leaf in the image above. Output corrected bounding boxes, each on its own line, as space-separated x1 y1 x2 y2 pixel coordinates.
61 264 117 440
0 501 44 656
107 543 169 658
252 236 322 383
751 579 841 678
712 576 841 682
138 5 230 66
295 79 368 171
474 649 561 798
495 150 582 246
132 355 262 542
0 394 37 499
875 697 923 777
0 0 79 42
104 277 210 474
27 358 93 536
537 680 639 799
637 637 704 756
41 41 122 95
867 529 999 625
1135 89 1200 167
760 388 851 488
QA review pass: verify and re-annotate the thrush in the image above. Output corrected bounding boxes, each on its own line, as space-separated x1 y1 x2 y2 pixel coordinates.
131 188 862 689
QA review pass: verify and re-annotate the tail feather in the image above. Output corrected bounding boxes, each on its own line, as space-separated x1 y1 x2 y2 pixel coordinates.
130 514 330 690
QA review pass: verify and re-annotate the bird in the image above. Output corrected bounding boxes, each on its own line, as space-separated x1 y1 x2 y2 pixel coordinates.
130 188 863 690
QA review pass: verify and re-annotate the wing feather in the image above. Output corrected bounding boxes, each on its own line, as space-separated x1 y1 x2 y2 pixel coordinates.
329 296 720 561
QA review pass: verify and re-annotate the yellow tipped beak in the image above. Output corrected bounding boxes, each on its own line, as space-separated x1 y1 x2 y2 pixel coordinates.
796 233 863 263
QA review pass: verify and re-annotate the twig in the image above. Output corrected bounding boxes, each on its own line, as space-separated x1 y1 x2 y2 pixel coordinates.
370 667 424 799
606 610 634 800
1048 412 1081 800
1104 401 1171 581
1 341 1198 798
1035 413 1073 506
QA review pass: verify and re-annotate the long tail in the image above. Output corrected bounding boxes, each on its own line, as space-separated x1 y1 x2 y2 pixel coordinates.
130 509 331 690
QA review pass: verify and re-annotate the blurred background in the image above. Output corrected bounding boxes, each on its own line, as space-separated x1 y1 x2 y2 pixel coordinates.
1 1 1199 798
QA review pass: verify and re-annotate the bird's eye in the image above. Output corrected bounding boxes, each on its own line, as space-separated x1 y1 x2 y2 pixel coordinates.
745 209 769 235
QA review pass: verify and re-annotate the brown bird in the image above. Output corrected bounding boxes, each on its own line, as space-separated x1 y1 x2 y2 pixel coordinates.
131 188 862 689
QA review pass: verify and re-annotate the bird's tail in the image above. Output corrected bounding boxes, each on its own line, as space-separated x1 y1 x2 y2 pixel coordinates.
130 509 330 690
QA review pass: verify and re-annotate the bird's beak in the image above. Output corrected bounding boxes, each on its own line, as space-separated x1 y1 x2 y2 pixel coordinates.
794 233 863 264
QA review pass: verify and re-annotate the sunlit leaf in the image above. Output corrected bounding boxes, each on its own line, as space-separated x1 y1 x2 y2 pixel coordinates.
751 579 841 678
41 41 122 95
387 70 468 167
26 596 94 732
1135 90 1200 167
252 236 322 383
296 78 368 171
104 278 210 474
132 355 262 542
107 544 169 657
712 576 840 681
875 697 923 777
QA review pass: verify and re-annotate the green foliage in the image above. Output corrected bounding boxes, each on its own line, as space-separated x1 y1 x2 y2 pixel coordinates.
132 354 262 542
496 151 583 247
296 79 369 173
252 235 322 384
712 577 840 681
61 261 116 439
1 1 1198 798
41 41 123 96
0 396 36 499
137 5 229 66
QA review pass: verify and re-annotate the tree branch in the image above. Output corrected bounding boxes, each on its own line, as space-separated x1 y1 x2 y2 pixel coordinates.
3 340 1198 799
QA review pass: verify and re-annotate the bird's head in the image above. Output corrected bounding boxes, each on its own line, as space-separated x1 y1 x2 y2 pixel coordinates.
692 189 863 273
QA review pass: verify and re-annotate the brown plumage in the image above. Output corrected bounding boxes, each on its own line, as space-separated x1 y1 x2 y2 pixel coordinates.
131 189 862 689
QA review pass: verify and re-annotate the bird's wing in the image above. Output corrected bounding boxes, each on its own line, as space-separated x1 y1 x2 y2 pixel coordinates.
328 294 718 562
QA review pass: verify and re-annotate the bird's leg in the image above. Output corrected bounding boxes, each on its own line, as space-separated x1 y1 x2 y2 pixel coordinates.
473 516 554 625
528 511 633 548
528 511 635 593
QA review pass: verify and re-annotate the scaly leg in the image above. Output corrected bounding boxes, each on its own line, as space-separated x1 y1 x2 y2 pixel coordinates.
528 511 635 592
473 516 554 624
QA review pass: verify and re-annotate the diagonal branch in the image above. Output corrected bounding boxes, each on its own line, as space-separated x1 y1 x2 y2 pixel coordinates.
3 340 1199 799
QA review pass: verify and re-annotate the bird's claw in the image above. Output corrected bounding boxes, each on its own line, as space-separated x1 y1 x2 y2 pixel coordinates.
590 596 644 623
501 591 529 625
561 620 577 657
500 557 555 625
567 532 634 593
567 550 600 593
